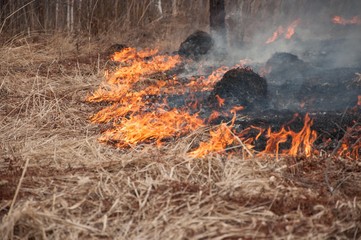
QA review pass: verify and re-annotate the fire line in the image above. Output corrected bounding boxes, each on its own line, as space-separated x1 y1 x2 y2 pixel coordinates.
87 47 359 159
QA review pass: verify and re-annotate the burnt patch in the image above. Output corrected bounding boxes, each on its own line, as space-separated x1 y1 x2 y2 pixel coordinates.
178 30 214 60
265 52 309 85
263 52 361 111
208 67 268 110
296 68 361 111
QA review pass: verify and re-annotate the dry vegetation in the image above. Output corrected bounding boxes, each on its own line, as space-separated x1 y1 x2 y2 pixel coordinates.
0 30 361 240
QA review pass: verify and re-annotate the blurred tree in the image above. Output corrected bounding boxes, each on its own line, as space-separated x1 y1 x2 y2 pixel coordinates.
209 0 226 44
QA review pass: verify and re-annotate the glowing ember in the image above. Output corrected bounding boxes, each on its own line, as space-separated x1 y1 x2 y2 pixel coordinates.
332 16 361 25
262 114 317 158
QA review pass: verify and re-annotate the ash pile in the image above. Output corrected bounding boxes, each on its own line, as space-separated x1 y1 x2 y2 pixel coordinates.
264 52 361 112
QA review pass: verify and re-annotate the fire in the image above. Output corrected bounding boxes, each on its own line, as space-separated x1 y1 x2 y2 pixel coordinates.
262 114 317 158
207 111 221 123
187 60 249 91
285 19 300 39
190 114 239 158
189 119 265 158
112 47 159 62
105 47 181 85
215 95 225 107
89 47 251 153
87 47 204 147
259 66 272 77
332 16 361 25
99 109 203 147
189 123 235 158
87 46 359 160
337 125 361 159
230 105 244 114
206 66 230 87
266 19 300 44
266 26 284 44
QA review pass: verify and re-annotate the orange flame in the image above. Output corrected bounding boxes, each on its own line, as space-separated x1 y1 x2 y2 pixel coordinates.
215 95 225 107
87 47 205 147
207 111 221 123
189 118 265 158
285 19 300 39
266 19 300 44
332 16 361 25
189 123 235 158
88 47 252 153
337 125 361 159
100 109 204 147
230 105 244 114
112 47 158 62
262 114 317 158
89 47 361 160
190 115 237 158
105 48 181 85
266 26 285 44
187 60 249 91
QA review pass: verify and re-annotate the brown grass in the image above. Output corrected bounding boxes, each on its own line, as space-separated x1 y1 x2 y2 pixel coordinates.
1 33 361 239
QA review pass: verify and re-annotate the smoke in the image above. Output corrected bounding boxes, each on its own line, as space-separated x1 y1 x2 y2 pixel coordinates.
171 1 361 113
222 0 361 69
196 0 361 112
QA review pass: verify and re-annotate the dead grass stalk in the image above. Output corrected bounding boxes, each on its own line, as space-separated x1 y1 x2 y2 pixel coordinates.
0 33 360 239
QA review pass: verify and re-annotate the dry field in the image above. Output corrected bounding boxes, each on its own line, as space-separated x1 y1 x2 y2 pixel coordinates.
1 33 361 239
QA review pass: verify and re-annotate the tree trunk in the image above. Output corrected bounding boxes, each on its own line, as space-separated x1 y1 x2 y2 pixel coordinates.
209 0 226 42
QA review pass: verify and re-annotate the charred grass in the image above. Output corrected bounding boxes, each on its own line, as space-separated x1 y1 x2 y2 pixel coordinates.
0 34 361 239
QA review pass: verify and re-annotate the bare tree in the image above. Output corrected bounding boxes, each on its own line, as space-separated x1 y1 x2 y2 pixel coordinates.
172 0 177 15
209 0 226 42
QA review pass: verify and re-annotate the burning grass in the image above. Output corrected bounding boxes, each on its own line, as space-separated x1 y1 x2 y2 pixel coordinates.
1 34 361 239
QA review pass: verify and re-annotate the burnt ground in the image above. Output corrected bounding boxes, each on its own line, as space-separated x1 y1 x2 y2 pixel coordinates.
1 36 361 239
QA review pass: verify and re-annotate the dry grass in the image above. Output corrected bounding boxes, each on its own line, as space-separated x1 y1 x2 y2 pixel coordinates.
1 33 361 240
